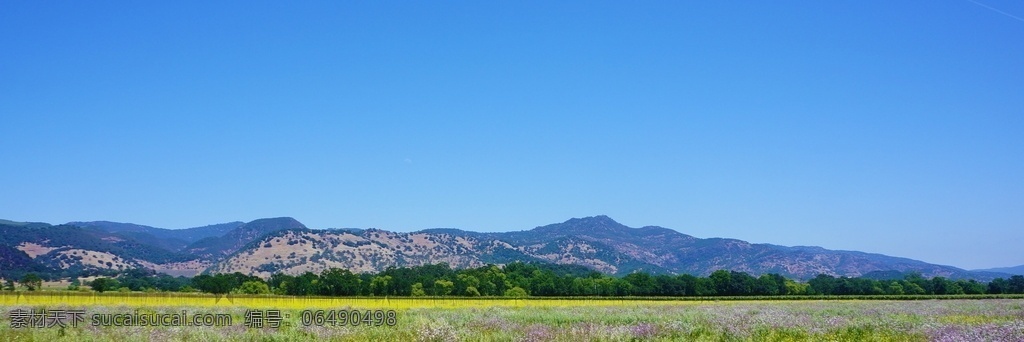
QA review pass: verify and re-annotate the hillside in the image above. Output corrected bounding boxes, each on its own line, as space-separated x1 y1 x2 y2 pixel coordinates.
67 221 244 252
0 218 293 278
0 222 183 278
184 217 306 259
1 215 1007 281
210 216 997 280
975 265 1024 276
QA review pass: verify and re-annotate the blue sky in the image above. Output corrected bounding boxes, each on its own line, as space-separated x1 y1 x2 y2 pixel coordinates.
2 1 1022 270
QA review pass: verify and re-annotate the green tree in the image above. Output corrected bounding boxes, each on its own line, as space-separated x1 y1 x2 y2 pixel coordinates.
410 282 426 296
623 272 656 296
808 274 837 295
192 274 233 294
595 276 618 296
988 278 1008 294
464 286 481 297
613 278 634 296
320 268 361 296
654 275 684 296
693 277 716 296
480 265 510 295
709 270 732 295
930 277 963 295
1009 275 1024 294
290 272 320 296
727 271 756 296
504 286 529 298
236 280 270 295
458 274 480 289
885 281 904 295
572 277 598 296
268 273 295 295
434 279 454 296
4 279 15 292
956 279 985 294
528 271 556 296
755 274 784 295
784 279 808 295
902 281 926 295
676 274 697 296
903 273 930 294
20 273 43 291
370 275 393 296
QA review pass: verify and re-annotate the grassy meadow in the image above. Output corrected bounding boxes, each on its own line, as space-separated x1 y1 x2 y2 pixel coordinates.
2 293 1022 341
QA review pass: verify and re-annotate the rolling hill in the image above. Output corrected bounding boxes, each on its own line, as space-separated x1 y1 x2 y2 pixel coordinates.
0 215 1009 281
975 265 1024 276
0 218 291 278
206 215 1004 280
67 221 244 252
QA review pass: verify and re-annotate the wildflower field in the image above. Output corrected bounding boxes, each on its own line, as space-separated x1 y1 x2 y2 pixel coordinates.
1 293 1022 341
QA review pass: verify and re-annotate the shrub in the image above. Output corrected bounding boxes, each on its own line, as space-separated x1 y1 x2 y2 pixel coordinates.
505 286 529 298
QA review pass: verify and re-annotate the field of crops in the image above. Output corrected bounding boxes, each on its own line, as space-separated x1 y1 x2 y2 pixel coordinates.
2 293 1022 341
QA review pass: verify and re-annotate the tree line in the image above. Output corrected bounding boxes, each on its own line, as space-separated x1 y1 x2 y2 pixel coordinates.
8 262 1024 297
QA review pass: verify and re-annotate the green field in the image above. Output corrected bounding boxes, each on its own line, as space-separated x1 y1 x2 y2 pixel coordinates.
2 294 1022 341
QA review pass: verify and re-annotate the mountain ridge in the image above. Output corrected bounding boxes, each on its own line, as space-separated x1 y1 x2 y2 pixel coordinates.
0 215 1010 281
974 265 1024 276
66 220 245 253
208 216 1001 280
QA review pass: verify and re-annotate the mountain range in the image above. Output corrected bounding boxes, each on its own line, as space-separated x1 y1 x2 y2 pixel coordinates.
0 215 1012 281
974 265 1024 276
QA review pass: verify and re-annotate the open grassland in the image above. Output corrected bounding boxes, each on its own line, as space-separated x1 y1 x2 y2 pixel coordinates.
1 294 1022 341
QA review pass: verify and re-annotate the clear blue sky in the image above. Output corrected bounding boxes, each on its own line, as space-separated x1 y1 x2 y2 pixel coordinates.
2 1 1022 270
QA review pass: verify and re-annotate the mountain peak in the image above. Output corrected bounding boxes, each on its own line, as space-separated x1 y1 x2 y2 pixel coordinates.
564 215 622 227
183 217 307 258
528 215 630 237
232 217 307 238
246 217 304 226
